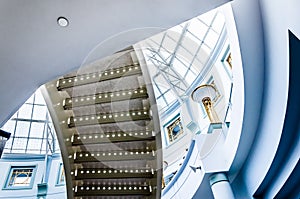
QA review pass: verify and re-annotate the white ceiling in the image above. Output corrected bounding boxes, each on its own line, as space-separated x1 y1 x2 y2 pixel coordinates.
0 0 229 126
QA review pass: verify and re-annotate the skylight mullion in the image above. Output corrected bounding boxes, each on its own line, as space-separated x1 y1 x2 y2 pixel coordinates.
184 14 217 79
165 34 178 43
148 38 161 47
173 56 189 69
183 53 202 79
9 112 18 153
207 12 221 35
146 47 169 65
171 82 187 92
24 94 35 153
153 78 165 98
160 46 173 56
39 118 47 154
179 43 195 57
202 13 219 49
168 23 190 66
186 29 202 43
197 18 210 28
158 32 168 52
150 56 168 67
150 58 182 102
159 88 172 99
163 69 183 81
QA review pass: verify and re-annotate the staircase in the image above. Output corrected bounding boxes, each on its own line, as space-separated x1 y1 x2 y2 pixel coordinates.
42 48 162 199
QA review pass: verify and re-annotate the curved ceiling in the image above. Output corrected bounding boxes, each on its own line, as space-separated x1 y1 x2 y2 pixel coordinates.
0 0 229 127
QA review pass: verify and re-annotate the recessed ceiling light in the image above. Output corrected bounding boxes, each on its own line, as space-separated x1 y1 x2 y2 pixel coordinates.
57 17 69 27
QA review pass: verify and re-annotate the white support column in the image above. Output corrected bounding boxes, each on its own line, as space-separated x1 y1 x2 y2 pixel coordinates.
209 173 235 199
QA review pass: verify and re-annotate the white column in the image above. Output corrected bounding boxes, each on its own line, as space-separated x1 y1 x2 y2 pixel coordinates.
209 173 235 199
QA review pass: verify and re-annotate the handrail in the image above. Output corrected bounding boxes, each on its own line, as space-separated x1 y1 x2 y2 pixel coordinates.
162 140 195 195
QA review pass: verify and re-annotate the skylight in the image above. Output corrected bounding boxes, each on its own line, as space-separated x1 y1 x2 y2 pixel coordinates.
137 8 225 114
1 88 59 154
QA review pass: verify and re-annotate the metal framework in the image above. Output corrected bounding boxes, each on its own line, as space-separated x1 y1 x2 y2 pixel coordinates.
143 10 225 113
2 89 59 154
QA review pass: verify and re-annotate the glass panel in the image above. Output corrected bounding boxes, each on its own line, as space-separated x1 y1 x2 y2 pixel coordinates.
14 121 30 137
160 51 172 64
201 43 211 55
153 83 161 98
25 94 34 105
189 63 199 75
32 105 47 120
2 120 16 134
154 76 169 93
149 33 166 47
17 104 33 119
164 91 177 105
34 90 45 105
162 35 178 53
198 10 216 26
4 139 12 151
186 72 197 85
211 13 225 34
157 97 168 110
205 29 219 49
40 139 47 153
11 112 18 119
185 30 202 44
173 58 189 78
189 19 208 40
29 122 44 138
10 138 27 151
27 138 42 152
167 30 181 43
181 35 200 57
145 40 157 49
191 57 204 73
170 23 183 34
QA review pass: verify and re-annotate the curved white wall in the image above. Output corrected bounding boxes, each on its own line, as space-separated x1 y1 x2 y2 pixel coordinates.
162 141 205 199
229 0 300 197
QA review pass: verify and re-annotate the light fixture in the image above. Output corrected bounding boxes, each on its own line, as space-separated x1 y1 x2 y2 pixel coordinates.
57 17 69 27
189 165 201 172
191 84 220 123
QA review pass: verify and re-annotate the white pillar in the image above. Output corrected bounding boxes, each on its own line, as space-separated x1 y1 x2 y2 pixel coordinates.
209 173 235 199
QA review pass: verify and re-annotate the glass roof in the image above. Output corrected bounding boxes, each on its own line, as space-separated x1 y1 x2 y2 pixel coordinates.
1 88 60 154
139 9 225 113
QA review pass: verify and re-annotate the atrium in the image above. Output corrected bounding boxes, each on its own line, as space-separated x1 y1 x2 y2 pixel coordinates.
0 0 299 199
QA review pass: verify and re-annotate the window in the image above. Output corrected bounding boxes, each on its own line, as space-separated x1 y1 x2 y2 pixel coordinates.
56 163 65 186
4 166 36 189
166 116 183 143
221 45 233 78
226 53 232 69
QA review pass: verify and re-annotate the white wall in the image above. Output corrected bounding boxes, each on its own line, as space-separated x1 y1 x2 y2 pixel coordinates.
162 141 205 199
233 0 300 197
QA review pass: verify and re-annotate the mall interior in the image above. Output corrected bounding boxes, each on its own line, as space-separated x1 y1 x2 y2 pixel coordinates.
0 0 299 198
